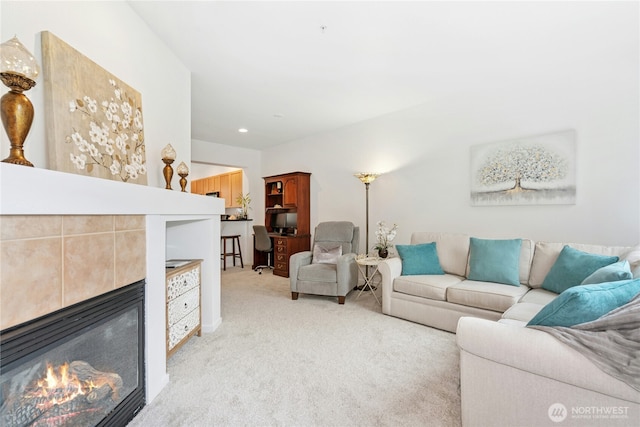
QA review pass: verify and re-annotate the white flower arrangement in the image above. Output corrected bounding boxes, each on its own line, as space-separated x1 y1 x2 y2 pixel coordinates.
374 221 398 251
66 79 146 182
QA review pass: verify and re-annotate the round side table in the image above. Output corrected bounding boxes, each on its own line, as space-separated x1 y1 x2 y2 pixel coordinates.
355 256 383 305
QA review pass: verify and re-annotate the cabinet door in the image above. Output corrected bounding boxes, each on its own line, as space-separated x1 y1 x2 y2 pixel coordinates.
204 177 214 195
230 171 243 207
212 175 220 193
283 177 298 207
191 179 202 194
219 174 231 207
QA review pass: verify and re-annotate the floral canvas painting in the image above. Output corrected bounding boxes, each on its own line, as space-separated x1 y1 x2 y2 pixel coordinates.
470 130 576 206
42 31 147 184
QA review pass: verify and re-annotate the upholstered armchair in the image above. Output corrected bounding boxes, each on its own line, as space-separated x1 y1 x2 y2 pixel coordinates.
290 221 360 304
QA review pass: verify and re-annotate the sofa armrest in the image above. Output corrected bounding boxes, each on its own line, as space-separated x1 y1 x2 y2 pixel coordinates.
378 257 402 314
456 317 640 420
289 251 312 291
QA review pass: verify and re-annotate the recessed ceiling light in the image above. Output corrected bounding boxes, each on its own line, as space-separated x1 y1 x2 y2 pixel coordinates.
238 128 248 133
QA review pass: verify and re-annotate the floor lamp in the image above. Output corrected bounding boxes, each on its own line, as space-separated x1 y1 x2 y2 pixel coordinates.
354 172 380 290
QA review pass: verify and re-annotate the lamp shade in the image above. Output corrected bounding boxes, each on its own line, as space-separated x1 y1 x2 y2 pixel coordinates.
0 36 39 80
161 144 176 160
177 161 189 175
354 172 380 184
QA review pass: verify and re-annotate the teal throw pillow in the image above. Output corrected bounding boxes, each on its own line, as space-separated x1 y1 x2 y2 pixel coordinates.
581 260 633 285
467 237 522 286
542 246 619 294
527 278 640 327
396 243 444 275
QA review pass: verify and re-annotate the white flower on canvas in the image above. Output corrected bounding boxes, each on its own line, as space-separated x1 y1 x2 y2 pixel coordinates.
65 79 146 182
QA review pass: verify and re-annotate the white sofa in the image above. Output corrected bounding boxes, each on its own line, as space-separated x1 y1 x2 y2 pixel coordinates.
378 232 640 426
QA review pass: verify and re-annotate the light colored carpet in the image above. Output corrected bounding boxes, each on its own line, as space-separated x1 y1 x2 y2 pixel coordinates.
128 267 461 426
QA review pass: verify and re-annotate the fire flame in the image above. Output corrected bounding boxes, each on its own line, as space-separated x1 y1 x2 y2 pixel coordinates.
26 362 97 408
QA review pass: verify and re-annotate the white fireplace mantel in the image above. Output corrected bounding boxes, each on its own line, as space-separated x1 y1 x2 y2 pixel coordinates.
0 162 224 403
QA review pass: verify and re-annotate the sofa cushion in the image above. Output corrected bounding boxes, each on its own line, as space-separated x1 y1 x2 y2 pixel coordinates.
519 288 558 306
527 278 640 327
393 274 464 301
312 244 342 265
447 280 530 312
396 243 444 275
542 245 618 294
502 302 547 323
410 232 470 277
581 260 633 285
529 241 633 288
467 238 522 286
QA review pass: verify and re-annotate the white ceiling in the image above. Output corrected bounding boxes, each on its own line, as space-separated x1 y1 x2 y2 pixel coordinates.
128 1 631 150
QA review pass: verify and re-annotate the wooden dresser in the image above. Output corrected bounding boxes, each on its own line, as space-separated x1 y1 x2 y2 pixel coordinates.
272 234 311 278
259 172 311 278
165 259 202 358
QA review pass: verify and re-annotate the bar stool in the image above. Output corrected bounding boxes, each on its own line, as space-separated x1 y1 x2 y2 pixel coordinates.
221 235 243 271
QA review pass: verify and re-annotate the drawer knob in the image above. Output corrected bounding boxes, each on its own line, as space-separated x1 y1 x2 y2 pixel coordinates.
184 303 188 309
184 325 189 331
183 280 187 286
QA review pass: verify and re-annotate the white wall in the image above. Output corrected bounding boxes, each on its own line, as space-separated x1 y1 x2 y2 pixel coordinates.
259 5 639 249
190 163 239 181
0 1 191 189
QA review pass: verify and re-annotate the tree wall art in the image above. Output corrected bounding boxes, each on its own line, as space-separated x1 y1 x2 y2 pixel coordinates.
470 130 576 206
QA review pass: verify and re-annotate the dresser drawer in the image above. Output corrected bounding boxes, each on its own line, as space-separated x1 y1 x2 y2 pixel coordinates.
274 237 288 248
168 308 200 350
167 264 200 301
168 287 200 325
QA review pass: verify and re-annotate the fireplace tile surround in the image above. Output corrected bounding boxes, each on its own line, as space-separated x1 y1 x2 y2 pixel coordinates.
0 162 223 405
0 215 146 330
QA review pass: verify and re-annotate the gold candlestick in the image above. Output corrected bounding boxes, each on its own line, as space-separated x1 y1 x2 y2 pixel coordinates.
177 161 189 192
1 37 40 167
161 144 176 189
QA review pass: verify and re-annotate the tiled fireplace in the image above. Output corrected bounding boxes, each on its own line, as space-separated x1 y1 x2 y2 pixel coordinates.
0 215 146 330
0 163 223 410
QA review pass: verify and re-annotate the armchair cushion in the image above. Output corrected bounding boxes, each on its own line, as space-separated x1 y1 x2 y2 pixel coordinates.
312 243 342 265
299 263 338 282
313 221 357 254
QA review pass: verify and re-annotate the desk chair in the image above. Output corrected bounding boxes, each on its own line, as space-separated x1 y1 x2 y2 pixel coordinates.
253 225 273 274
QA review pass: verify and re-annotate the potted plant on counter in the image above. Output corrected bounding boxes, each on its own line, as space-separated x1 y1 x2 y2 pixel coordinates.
236 193 251 219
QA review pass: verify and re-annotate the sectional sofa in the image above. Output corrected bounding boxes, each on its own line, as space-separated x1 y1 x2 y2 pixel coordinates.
378 232 640 426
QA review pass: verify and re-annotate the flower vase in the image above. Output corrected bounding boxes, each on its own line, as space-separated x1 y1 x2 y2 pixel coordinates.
378 248 389 259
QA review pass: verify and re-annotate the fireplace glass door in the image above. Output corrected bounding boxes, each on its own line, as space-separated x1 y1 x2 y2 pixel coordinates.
0 280 145 427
